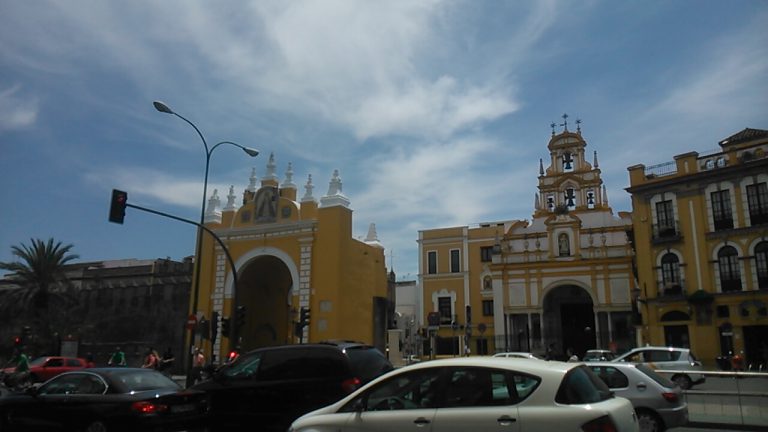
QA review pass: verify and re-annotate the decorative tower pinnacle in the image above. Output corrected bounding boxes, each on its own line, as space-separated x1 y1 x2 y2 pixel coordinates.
301 174 316 202
281 162 297 189
263 152 278 182
320 169 351 208
224 185 237 211
539 158 544 176
204 189 222 223
593 150 599 168
247 167 258 192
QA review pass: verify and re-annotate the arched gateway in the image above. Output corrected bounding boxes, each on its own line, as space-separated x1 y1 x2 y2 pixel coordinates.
543 284 596 359
192 155 390 362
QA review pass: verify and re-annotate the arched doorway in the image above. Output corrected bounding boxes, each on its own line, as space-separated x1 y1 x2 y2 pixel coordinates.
236 255 293 351
543 285 595 359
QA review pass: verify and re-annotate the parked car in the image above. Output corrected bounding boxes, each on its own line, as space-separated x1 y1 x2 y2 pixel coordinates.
587 362 688 432
192 343 392 432
1 356 94 383
0 368 209 432
492 352 543 360
612 346 705 390
583 349 616 362
289 357 639 432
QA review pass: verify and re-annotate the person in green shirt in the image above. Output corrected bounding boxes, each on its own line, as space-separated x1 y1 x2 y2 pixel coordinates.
6 348 31 389
108 346 127 367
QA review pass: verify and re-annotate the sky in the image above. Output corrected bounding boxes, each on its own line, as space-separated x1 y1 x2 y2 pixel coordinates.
1 1 767 281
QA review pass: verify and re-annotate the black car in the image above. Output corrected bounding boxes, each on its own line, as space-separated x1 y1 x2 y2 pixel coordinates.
192 343 392 432
318 340 393 384
0 368 209 432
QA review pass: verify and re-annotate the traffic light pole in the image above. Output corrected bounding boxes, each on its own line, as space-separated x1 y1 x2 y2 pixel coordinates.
120 203 242 361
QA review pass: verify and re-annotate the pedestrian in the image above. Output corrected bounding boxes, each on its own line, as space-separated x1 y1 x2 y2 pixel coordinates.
192 347 206 384
158 347 175 375
7 347 31 390
142 347 159 369
545 343 555 360
108 346 127 367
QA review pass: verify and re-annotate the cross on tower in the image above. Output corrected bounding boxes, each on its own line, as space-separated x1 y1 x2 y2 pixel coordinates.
576 119 582 133
560 113 569 131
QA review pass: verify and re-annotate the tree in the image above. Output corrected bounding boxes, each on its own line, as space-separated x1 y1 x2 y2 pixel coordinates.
0 238 80 352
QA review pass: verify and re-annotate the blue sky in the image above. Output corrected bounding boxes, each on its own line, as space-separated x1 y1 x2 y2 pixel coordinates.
1 1 767 281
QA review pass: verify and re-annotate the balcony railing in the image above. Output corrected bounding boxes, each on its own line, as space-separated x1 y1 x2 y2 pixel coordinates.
657 279 686 297
714 217 734 231
749 210 768 226
652 221 682 242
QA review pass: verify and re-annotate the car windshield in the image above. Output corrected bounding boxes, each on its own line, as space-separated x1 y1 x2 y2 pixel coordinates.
555 366 613 405
635 364 675 388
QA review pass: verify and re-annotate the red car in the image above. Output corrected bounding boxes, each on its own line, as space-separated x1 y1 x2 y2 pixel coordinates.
3 356 94 383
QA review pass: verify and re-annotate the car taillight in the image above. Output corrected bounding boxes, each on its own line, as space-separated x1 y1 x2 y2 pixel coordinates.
582 415 618 432
131 401 169 414
341 377 361 393
662 392 678 403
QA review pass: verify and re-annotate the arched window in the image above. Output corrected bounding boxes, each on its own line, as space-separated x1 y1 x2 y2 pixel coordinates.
755 241 768 290
660 310 690 322
661 253 682 296
718 246 741 292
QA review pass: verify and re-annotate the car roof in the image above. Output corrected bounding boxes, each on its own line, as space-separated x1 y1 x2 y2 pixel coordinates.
401 356 574 374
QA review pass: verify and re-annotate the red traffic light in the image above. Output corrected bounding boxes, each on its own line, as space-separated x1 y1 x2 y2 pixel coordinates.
13 336 22 346
109 189 128 224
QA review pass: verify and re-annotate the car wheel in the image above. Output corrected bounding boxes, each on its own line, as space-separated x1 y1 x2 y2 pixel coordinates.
636 409 664 432
83 420 108 432
672 374 692 390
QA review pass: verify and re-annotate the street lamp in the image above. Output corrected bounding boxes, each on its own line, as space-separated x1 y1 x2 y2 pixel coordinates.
153 100 258 380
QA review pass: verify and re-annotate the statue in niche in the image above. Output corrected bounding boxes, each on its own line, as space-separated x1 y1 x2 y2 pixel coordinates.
558 233 570 256
254 186 277 222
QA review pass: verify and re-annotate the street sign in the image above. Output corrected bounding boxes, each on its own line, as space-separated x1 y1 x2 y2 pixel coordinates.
186 314 197 330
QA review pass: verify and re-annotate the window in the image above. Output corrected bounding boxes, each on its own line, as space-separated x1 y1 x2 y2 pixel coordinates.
661 253 682 295
450 249 460 273
756 242 768 289
655 200 676 237
711 190 734 230
747 182 768 225
482 300 493 316
480 246 493 262
716 305 730 318
588 366 629 389
718 246 742 292
438 297 452 324
586 190 596 209
427 251 437 274
555 366 612 405
342 368 444 412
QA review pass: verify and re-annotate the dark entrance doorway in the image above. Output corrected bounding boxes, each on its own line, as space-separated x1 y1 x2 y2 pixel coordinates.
561 303 596 358
743 325 768 370
543 285 595 359
237 255 293 351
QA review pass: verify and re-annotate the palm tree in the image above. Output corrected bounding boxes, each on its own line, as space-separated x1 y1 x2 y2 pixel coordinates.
0 238 80 351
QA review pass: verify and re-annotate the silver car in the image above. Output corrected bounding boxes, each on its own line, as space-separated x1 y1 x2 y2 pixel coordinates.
587 362 688 432
612 346 705 390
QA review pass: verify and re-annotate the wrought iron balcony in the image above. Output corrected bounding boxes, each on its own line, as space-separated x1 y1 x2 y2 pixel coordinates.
657 279 686 298
652 221 682 243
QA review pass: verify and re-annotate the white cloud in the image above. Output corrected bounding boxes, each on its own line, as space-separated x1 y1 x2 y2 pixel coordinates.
0 85 38 131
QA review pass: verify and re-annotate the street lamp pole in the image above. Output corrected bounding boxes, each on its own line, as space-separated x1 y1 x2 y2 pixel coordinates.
153 101 258 383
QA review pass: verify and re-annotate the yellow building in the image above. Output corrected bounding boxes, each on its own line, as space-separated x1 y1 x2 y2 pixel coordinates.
419 121 636 359
194 153 389 360
627 128 768 369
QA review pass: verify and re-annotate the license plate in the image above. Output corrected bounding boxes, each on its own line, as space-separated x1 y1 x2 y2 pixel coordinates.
171 403 196 413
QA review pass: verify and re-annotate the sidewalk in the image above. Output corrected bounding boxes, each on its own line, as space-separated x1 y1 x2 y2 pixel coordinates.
684 392 768 430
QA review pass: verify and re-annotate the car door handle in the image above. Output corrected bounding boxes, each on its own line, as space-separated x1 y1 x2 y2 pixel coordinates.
636 382 647 390
413 417 431 426
497 415 517 425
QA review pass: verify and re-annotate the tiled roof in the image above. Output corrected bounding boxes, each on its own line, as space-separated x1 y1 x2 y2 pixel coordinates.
719 128 768 146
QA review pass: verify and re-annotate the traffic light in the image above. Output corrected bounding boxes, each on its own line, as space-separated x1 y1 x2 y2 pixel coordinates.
211 311 219 344
235 305 246 328
299 306 311 327
221 317 231 337
109 189 128 224
466 305 472 324
198 318 210 339
13 335 22 347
